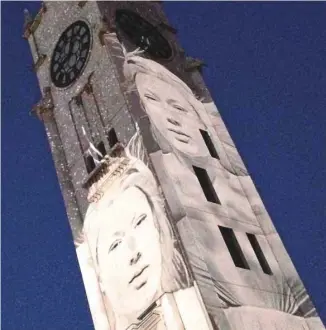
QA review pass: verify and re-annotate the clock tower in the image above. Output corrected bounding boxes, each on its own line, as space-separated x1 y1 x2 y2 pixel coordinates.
25 2 324 330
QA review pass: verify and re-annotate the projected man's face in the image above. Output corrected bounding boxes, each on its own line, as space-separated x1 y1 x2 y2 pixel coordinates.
96 186 162 317
136 73 200 156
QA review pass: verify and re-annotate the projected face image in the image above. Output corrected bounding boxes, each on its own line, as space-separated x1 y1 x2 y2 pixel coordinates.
136 73 200 157
96 186 162 318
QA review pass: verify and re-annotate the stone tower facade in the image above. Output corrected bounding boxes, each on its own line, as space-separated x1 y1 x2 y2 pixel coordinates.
25 2 324 330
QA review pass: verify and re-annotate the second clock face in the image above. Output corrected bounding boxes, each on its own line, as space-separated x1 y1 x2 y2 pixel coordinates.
115 9 172 60
50 21 91 88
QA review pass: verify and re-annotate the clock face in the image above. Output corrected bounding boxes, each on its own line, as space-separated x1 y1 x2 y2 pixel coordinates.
50 21 91 88
115 9 172 60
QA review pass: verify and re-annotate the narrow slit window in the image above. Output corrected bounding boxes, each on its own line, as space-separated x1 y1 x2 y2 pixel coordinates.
247 233 273 275
200 129 219 159
85 155 96 174
108 128 119 148
193 166 220 204
97 141 106 158
219 226 250 269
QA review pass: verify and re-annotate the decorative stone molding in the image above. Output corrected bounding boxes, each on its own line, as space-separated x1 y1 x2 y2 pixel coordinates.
23 2 47 40
30 86 54 121
84 80 93 95
76 72 94 98
83 156 130 203
33 53 47 72
23 4 47 72
98 17 117 46
73 94 83 107
98 29 106 46
78 1 88 8
108 142 125 158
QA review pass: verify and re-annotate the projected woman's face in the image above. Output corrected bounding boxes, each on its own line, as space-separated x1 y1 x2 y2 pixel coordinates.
136 73 200 156
97 186 162 317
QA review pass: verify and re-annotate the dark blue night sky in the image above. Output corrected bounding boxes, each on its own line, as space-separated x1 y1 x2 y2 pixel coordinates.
2 2 326 329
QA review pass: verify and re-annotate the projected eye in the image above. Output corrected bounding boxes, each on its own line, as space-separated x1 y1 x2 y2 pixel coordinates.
173 104 187 113
144 94 158 101
109 240 121 253
135 214 147 228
